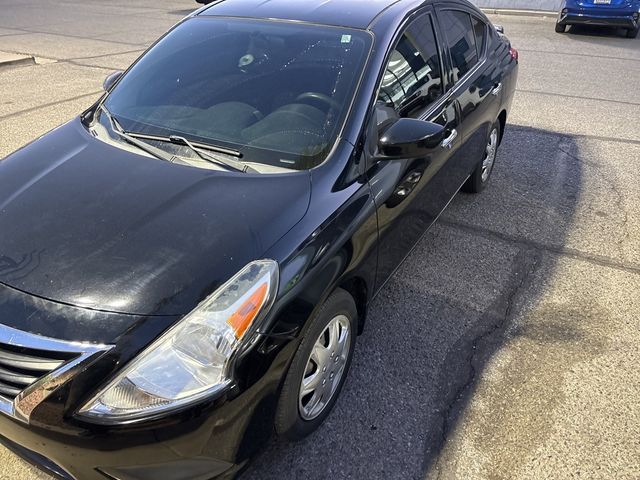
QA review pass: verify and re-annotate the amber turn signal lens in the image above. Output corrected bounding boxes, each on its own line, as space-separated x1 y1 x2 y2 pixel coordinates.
227 283 268 338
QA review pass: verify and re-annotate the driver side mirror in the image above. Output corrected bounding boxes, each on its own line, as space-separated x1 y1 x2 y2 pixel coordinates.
103 70 124 92
377 118 447 160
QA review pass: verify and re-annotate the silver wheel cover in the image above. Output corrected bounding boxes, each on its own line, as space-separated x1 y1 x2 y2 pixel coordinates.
298 314 351 421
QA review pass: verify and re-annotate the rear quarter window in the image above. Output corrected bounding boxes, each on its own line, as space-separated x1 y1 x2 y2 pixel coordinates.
472 16 487 58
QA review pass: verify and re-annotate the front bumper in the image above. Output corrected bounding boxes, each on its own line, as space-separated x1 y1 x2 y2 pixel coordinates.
0 342 296 480
559 9 639 28
0 399 246 480
0 278 302 480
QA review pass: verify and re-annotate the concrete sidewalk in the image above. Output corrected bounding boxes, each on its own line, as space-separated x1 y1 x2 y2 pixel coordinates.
482 8 557 17
471 0 562 11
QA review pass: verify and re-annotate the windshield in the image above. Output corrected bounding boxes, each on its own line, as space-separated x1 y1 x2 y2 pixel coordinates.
103 17 372 171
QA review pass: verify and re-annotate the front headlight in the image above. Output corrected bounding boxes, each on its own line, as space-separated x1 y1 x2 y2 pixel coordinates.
78 260 278 423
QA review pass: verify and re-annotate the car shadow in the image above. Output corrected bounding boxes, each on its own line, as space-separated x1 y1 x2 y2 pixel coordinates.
567 24 633 39
241 124 582 480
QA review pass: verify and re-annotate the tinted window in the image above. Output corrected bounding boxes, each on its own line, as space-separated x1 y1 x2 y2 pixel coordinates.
472 16 487 57
378 15 442 117
104 17 371 171
440 10 478 82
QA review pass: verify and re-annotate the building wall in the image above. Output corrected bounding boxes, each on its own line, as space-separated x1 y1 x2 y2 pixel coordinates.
469 0 563 11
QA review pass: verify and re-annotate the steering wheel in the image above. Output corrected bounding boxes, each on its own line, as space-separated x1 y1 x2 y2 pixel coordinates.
295 92 341 112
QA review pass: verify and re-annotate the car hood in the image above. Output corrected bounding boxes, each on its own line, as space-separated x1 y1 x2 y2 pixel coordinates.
0 119 311 316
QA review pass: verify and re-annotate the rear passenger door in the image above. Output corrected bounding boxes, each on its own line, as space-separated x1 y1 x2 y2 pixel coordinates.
435 6 503 179
368 9 465 288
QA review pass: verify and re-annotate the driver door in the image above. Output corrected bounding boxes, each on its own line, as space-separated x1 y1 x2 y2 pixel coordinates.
366 10 463 290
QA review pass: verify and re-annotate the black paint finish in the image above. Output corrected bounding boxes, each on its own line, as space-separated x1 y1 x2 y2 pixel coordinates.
200 0 403 29
0 120 311 317
0 1 518 478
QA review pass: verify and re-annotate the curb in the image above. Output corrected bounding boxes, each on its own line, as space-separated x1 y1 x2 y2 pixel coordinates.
0 52 35 69
481 8 558 17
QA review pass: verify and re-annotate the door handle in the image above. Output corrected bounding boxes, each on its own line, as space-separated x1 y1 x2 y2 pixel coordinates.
491 82 503 96
441 129 458 149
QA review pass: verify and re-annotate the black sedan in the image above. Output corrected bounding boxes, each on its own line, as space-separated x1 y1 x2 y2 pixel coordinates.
0 0 518 478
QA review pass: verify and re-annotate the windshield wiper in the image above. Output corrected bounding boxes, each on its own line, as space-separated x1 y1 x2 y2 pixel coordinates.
99 106 255 173
100 106 179 164
166 135 256 173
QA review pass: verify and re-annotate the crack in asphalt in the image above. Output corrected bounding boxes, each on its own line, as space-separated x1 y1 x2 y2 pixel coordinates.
62 61 122 71
516 47 640 64
429 248 541 480
3 26 148 48
62 48 147 62
0 90 103 121
557 144 630 254
516 88 640 108
439 218 640 276
509 125 640 148
556 132 640 147
0 46 146 67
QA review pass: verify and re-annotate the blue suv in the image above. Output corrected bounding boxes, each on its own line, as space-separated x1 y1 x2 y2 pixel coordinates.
556 0 640 37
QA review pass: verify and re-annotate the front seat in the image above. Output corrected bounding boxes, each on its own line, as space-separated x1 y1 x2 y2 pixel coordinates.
242 103 328 154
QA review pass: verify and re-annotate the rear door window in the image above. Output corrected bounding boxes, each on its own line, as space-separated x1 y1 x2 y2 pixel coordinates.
439 10 478 83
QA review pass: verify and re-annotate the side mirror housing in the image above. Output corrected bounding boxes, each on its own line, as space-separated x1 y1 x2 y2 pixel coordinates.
103 70 124 92
377 118 446 160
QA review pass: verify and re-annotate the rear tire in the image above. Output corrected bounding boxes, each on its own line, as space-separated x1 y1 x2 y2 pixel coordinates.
462 121 501 194
627 26 639 39
555 22 567 33
275 288 357 441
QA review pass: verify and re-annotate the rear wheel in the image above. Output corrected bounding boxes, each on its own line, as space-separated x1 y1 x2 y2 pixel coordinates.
627 26 639 39
462 122 500 194
555 22 567 33
275 288 357 441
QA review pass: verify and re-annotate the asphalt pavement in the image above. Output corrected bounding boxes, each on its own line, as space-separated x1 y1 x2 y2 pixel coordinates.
0 3 639 480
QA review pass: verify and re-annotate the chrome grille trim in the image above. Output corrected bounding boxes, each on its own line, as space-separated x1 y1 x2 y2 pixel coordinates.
0 349 67 371
0 323 113 423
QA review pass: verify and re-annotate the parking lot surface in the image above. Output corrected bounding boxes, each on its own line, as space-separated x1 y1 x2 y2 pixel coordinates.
1 3 639 479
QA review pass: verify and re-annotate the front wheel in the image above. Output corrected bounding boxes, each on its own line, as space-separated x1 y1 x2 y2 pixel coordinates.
462 122 501 194
555 22 567 33
275 288 357 441
627 26 639 38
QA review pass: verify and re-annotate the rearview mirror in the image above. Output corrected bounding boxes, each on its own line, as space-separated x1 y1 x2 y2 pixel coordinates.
103 70 124 92
377 118 446 160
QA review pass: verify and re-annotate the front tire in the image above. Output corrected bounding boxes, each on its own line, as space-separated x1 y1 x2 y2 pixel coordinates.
275 288 357 441
462 121 501 194
627 26 639 38
555 22 567 33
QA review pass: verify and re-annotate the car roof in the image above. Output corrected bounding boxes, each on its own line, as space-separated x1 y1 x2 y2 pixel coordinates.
198 0 411 30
